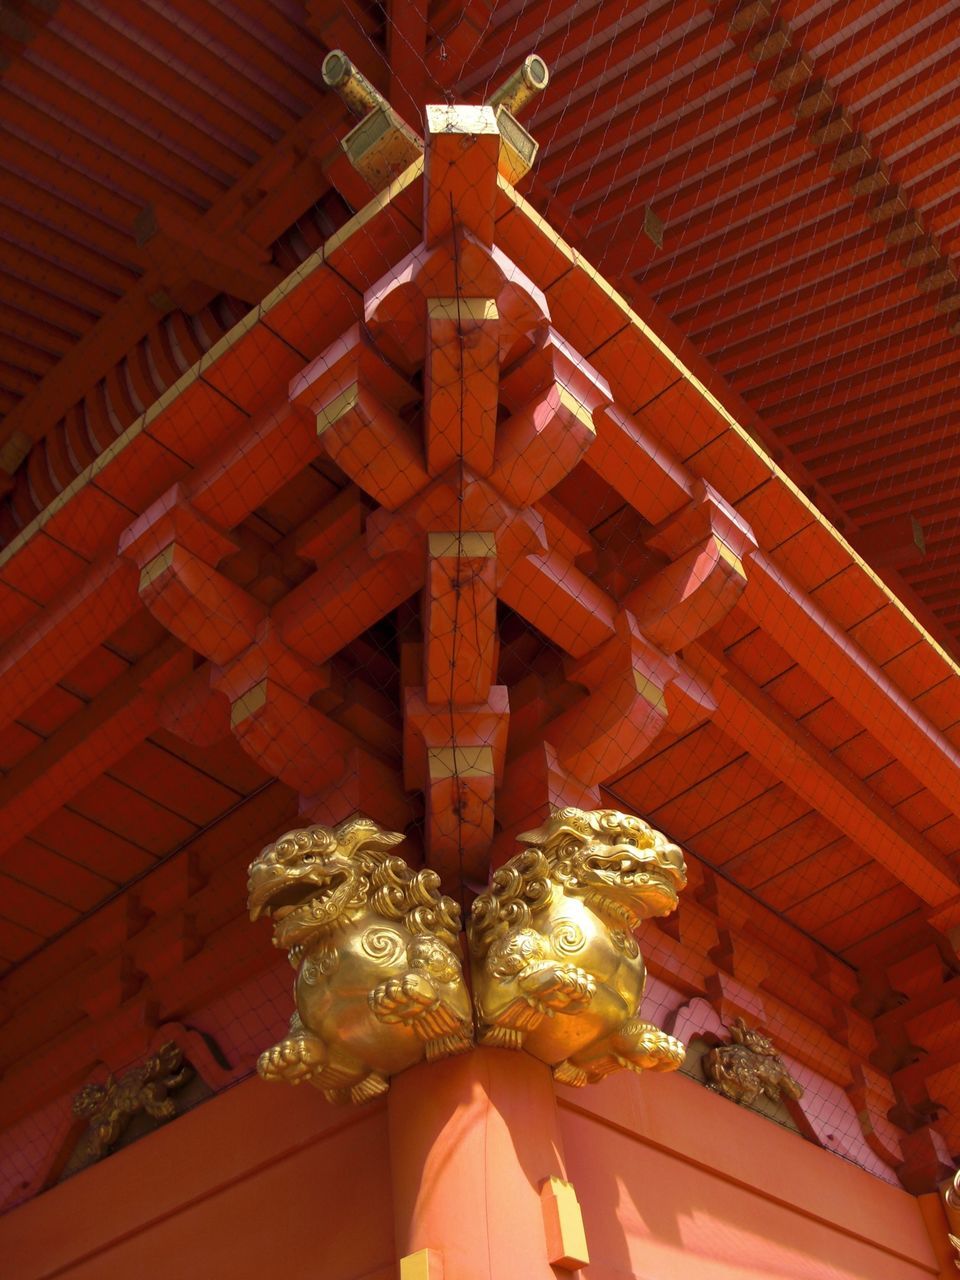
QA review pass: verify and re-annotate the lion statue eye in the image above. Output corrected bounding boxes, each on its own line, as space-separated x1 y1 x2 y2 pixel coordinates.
302 854 315 863
621 837 637 847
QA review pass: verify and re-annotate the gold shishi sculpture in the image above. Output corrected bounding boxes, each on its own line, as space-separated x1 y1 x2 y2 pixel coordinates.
467 807 687 1086
247 816 472 1104
702 1017 804 1107
72 1042 190 1162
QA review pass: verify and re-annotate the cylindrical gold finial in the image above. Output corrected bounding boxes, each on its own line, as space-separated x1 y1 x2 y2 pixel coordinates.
486 54 549 118
322 49 383 118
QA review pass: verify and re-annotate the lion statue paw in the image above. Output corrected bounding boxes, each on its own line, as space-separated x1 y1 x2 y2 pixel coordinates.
518 963 597 1014
258 1024 328 1086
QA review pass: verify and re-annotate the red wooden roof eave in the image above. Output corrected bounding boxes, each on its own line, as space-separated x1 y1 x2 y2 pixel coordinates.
1 155 959 949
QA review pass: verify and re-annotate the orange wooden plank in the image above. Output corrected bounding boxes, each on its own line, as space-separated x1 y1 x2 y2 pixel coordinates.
758 839 870 914
148 729 270 795
29 811 155 882
789 866 905 936
0 874 76 935
3 840 114 911
724 813 844 889
683 784 810 863
613 723 744 807
16 685 85 737
0 918 43 965
108 742 243 826
797 700 864 754
69 777 197 856
827 886 923 955
59 648 131 702
649 756 780 841
0 720 42 771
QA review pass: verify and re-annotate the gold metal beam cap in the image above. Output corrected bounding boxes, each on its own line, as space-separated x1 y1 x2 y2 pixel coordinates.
487 55 549 118
322 49 382 117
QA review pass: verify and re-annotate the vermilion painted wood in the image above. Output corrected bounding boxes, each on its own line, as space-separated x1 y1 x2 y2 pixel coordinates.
0 5 957 1192
0 1065 945 1280
2 0 958 671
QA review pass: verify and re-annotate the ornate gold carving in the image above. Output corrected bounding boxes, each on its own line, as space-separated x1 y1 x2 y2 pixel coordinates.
248 816 472 1103
945 1168 960 1268
72 1042 190 1162
702 1017 804 1107
467 807 687 1085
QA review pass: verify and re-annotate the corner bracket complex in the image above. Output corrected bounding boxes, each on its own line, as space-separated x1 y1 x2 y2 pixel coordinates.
238 64 751 1097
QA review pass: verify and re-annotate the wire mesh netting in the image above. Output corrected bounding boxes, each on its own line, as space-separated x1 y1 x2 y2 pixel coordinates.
0 0 959 1227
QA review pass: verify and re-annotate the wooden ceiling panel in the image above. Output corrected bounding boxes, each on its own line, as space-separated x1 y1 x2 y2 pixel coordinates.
895 787 954 837
647 755 782 847
753 838 870 916
148 729 271 796
16 685 85 739
612 723 744 807
762 665 829 721
795 701 866 754
723 812 846 889
0 720 42 771
678 783 811 866
0 873 76 936
788 861 905 934
923 814 960 856
722 627 795 685
59 647 131 702
825 885 923 957
68 776 196 856
2 839 114 913
107 742 245 828
832 729 894 778
28 810 154 884
0 917 43 969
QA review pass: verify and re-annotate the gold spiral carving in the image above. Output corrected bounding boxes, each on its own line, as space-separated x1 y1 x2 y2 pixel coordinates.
360 926 406 966
551 918 586 955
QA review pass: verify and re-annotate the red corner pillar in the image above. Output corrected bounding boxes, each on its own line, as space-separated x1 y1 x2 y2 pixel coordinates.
389 1048 588 1279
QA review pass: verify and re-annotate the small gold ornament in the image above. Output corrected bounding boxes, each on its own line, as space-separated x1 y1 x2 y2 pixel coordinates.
72 1042 190 1161
248 816 473 1104
945 1168 960 1269
467 807 687 1085
702 1017 804 1107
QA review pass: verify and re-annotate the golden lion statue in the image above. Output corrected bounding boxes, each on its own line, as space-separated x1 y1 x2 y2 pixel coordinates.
73 1042 190 1161
702 1017 804 1107
247 816 472 1104
467 807 687 1085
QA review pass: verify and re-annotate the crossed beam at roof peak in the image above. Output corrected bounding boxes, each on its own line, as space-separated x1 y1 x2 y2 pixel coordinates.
322 47 550 191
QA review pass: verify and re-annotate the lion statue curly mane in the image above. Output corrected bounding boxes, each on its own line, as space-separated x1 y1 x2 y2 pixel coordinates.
467 807 687 1086
248 815 472 1104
